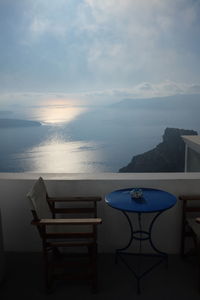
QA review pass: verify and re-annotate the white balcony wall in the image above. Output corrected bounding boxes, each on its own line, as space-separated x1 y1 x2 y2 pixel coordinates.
187 148 200 172
0 172 200 254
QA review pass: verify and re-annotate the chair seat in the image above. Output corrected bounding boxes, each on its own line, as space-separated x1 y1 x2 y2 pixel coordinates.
46 224 92 234
187 218 200 240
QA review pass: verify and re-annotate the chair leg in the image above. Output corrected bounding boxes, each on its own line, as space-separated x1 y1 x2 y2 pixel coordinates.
195 240 200 293
89 243 98 293
180 239 185 259
43 245 53 293
180 225 186 258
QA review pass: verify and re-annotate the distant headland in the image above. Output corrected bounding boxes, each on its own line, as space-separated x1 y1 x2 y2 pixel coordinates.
0 119 41 128
119 127 198 172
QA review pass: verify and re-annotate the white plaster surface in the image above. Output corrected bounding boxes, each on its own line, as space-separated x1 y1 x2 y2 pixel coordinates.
1 172 200 254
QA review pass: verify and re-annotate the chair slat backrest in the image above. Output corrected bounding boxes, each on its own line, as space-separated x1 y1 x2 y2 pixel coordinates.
27 177 51 219
179 195 200 257
180 196 200 221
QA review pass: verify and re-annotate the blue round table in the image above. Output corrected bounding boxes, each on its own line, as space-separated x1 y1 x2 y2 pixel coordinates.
105 188 177 293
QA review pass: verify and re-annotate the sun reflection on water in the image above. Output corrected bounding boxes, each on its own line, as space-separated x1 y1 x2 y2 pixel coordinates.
15 98 88 125
11 98 105 172
39 105 87 124
19 136 106 173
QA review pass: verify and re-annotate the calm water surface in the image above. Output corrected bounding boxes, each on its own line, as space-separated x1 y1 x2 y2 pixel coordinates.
0 98 199 172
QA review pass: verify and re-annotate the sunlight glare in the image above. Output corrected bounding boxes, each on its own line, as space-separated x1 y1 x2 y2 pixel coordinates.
19 137 104 173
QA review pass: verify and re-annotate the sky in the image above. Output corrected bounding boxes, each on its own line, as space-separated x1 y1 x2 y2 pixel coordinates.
0 0 200 102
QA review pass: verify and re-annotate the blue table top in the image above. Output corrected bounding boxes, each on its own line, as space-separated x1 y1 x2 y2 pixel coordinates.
105 188 177 213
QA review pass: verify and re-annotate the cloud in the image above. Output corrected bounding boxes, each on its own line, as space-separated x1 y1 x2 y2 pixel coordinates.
29 17 67 40
72 0 200 86
0 0 200 93
188 84 200 94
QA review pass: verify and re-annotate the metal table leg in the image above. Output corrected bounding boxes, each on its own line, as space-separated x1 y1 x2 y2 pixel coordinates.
115 211 167 293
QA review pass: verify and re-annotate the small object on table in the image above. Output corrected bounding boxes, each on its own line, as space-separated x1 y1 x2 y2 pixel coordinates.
130 188 143 200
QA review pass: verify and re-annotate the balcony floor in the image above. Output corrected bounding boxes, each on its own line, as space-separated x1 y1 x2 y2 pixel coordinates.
0 252 199 299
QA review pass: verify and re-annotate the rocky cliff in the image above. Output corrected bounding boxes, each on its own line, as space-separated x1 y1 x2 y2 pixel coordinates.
119 128 198 172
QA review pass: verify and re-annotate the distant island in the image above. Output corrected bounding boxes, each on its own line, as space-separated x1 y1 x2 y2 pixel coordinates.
0 119 41 128
119 127 198 172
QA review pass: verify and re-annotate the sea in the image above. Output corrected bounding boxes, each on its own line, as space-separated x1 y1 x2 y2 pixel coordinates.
0 95 199 173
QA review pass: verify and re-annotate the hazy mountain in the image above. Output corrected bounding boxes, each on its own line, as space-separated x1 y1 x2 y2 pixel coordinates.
111 94 200 111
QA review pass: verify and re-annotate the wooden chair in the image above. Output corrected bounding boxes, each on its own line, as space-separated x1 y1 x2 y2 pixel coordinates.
27 177 102 293
179 195 200 259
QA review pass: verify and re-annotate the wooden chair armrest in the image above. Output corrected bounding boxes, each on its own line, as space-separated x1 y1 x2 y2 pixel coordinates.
32 218 102 225
48 196 101 203
179 195 200 201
